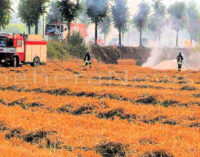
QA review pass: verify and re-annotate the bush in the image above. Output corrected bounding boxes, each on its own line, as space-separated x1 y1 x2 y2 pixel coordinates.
66 32 88 59
47 33 87 60
47 40 69 60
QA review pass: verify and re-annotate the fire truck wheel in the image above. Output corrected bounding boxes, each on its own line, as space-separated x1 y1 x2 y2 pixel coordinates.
32 57 40 67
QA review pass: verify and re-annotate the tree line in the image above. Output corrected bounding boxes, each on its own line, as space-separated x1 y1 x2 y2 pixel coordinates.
0 0 12 31
1 0 200 47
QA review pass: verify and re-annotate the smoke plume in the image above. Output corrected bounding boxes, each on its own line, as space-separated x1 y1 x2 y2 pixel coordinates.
143 47 200 71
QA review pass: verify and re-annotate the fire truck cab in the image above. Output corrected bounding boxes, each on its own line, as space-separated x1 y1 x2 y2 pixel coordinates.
0 33 47 67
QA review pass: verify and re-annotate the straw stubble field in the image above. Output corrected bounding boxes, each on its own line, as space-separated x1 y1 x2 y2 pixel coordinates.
0 59 199 157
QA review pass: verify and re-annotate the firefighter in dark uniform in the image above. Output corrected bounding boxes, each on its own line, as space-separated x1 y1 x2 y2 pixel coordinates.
177 52 184 71
84 51 92 68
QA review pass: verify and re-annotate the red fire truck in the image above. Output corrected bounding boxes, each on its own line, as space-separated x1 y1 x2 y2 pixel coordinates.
45 23 87 40
0 33 47 67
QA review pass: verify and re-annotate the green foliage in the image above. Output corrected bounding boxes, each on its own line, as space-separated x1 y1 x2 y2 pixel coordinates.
5 24 26 34
112 0 129 46
86 0 107 24
86 0 108 44
47 0 62 23
112 0 128 33
66 32 88 58
58 0 81 24
0 0 12 30
18 0 35 30
47 41 69 60
47 33 87 60
58 0 81 38
18 0 49 34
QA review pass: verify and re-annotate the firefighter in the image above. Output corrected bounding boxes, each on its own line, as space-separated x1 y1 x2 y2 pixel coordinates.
177 52 184 71
84 51 92 68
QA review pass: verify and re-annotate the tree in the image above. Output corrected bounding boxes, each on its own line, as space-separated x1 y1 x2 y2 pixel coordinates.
78 0 90 28
0 0 12 31
18 0 35 34
33 0 50 34
46 0 62 23
168 2 187 47
58 0 81 38
66 32 88 58
19 0 49 34
99 15 112 45
112 0 129 46
148 0 166 44
186 2 200 46
133 2 150 47
86 0 108 45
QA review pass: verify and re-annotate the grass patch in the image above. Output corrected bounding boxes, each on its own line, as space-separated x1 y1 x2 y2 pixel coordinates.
142 151 174 157
136 95 157 105
180 85 197 91
96 142 128 157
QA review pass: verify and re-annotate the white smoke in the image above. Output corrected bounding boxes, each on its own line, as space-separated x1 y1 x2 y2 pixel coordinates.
143 47 200 71
142 47 165 67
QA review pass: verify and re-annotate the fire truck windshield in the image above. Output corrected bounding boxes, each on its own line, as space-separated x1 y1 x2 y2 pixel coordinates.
0 37 14 47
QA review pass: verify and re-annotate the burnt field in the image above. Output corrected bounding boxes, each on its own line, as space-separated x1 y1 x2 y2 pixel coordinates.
0 59 199 157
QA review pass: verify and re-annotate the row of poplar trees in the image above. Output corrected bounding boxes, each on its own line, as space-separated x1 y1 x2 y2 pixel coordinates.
0 0 49 34
18 0 49 34
47 0 128 46
83 0 200 47
1 0 200 47
46 0 200 47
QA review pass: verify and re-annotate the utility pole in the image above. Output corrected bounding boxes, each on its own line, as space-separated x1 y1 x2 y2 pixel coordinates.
43 15 45 38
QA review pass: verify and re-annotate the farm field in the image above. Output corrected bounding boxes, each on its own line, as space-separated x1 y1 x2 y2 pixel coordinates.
0 59 200 157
